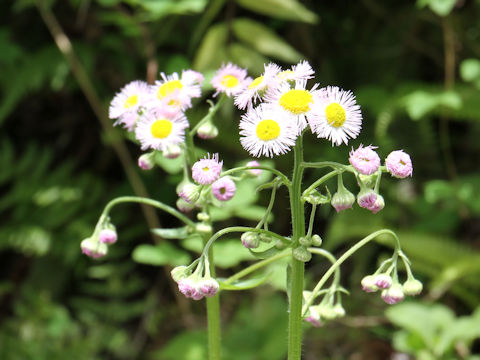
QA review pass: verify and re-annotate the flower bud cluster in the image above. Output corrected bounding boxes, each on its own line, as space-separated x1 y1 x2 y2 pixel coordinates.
171 265 220 301
81 221 118 259
304 291 346 327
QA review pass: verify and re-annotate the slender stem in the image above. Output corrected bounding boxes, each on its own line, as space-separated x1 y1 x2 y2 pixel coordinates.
190 96 226 136
222 166 291 187
301 161 351 170
306 203 317 238
288 137 306 360
303 170 341 197
256 182 278 230
224 250 291 284
308 248 340 285
302 229 400 315
100 196 196 228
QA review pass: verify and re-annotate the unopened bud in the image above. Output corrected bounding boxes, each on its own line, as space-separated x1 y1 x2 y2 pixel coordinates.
179 183 201 203
299 236 312 247
197 121 218 139
381 284 405 305
81 238 108 259
196 223 212 234
99 228 117 244
163 143 182 159
176 198 194 213
197 212 210 221
138 152 155 170
311 234 322 247
304 306 322 327
198 278 220 297
402 278 423 296
331 188 355 213
293 246 312 262
171 265 189 283
361 275 378 293
318 304 337 320
241 232 260 249
333 303 346 318
373 274 393 289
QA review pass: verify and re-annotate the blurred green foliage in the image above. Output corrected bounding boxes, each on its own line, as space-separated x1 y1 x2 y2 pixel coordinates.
1 0 480 359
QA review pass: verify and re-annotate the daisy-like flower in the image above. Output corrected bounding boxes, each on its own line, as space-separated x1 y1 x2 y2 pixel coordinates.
277 60 315 83
309 86 363 146
265 79 322 132
349 145 381 175
211 63 250 97
135 109 189 151
212 177 236 201
191 153 223 185
385 150 413 178
239 104 298 158
181 69 204 86
150 72 201 111
234 63 281 110
109 80 150 130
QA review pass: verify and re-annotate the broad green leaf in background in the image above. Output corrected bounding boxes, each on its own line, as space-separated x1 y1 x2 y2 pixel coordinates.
193 23 228 71
416 0 457 17
236 0 318 24
228 43 269 76
132 242 191 266
402 89 462 120
232 18 303 63
460 58 480 88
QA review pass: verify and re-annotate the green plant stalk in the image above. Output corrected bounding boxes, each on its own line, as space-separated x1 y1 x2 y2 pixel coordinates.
287 137 306 360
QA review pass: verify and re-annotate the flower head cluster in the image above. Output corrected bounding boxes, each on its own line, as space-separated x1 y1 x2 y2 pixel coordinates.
81 221 118 259
171 265 220 301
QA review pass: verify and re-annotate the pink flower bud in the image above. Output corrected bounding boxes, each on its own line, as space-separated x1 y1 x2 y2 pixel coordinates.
361 275 378 293
191 153 223 185
385 150 413 179
212 177 236 201
198 278 220 297
374 274 393 289
349 145 381 175
81 238 108 259
99 229 117 244
381 284 405 305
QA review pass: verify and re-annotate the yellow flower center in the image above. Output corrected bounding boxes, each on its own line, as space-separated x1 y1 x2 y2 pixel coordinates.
325 103 346 127
278 70 294 80
157 80 183 99
279 89 312 115
150 119 173 139
248 76 264 89
124 95 138 109
203 167 210 172
256 119 280 141
221 75 239 88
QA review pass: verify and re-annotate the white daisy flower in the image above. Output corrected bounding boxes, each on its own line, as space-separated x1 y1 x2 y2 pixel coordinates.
135 109 189 151
239 104 298 158
264 79 322 133
109 80 150 129
234 63 281 110
309 86 362 146
277 60 315 83
211 63 251 97
150 72 201 111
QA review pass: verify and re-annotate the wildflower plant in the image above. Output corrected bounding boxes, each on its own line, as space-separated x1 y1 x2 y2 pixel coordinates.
84 61 421 360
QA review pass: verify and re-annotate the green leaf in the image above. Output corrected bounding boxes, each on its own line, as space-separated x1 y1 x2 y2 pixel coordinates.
218 273 269 290
132 242 191 266
460 59 480 83
228 42 269 75
154 152 183 174
402 90 462 120
151 227 188 240
232 18 302 63
248 245 281 259
193 23 228 71
155 330 207 360
236 0 318 24
416 0 456 17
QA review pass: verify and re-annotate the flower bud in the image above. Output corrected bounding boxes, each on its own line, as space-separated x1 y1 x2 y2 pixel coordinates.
299 236 312 247
171 265 189 283
241 232 260 249
198 278 220 297
99 228 117 244
333 303 346 318
357 189 384 214
381 284 405 305
293 246 312 262
402 278 423 296
176 198 194 213
163 143 182 159
196 120 218 139
361 275 378 293
138 152 155 170
304 306 322 327
318 304 337 320
311 234 322 247
179 183 201 203
370 195 385 214
331 187 355 213
178 277 204 300
373 274 393 289
81 238 108 259
197 212 210 221
196 223 212 234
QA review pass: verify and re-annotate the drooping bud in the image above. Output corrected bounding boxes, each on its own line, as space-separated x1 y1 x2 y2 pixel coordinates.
373 274 393 289
198 278 220 297
176 198 194 213
311 234 322 247
331 188 355 213
304 306 322 327
317 304 337 320
299 236 312 247
196 120 219 139
81 238 108 259
333 303 346 318
138 152 155 170
179 183 201 203
357 189 384 213
293 246 312 262
241 232 260 249
171 265 189 283
381 284 405 305
402 278 423 296
361 275 378 293
99 228 117 244
163 143 182 159
178 277 204 300
197 212 210 221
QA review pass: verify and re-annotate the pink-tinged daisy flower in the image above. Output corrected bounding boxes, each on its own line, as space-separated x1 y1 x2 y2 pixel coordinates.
246 160 262 176
349 145 381 175
181 69 204 86
109 80 150 128
385 150 413 178
277 60 315 83
191 153 223 185
265 79 322 133
150 72 201 111
309 86 363 146
234 63 281 110
212 177 236 201
239 104 298 158
211 63 250 97
135 109 189 151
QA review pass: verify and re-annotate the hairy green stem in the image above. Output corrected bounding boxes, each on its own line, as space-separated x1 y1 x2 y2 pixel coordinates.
302 229 400 315
288 137 306 360
303 170 341 197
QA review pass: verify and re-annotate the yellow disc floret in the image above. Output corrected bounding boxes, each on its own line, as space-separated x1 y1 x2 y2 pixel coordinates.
157 80 183 99
279 89 313 115
221 75 239 88
325 103 346 127
124 95 138 109
278 70 294 80
248 76 264 89
150 119 173 139
256 119 281 141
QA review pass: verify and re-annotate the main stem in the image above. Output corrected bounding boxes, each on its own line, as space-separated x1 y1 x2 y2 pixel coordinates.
288 137 306 360
206 242 221 360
